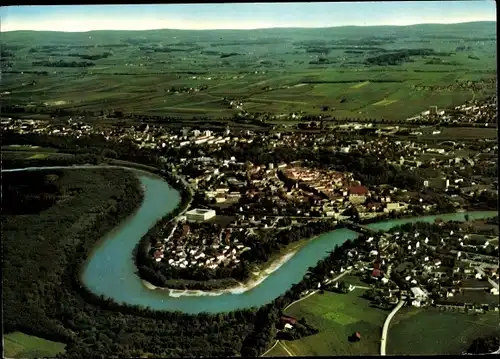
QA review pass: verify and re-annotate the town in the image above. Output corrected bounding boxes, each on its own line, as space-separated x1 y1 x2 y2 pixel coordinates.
2 8 499 359
2 95 497 284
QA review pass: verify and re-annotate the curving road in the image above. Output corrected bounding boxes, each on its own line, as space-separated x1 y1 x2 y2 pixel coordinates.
262 270 351 357
380 299 405 356
261 340 280 357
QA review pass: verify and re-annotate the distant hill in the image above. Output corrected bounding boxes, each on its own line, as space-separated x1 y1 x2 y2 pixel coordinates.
1 21 496 122
2 21 496 46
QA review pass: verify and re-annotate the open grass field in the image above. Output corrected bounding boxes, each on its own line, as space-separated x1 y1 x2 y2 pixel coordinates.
433 127 498 139
388 307 500 355
283 289 389 355
2 22 496 121
1 145 58 152
27 153 50 159
3 332 66 359
2 149 72 161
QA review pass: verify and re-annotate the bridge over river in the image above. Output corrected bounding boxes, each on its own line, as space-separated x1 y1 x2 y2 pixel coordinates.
341 220 384 236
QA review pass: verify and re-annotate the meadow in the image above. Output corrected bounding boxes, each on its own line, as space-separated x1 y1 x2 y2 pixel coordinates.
282 289 389 355
388 307 500 355
1 22 496 121
3 332 66 359
2 147 72 161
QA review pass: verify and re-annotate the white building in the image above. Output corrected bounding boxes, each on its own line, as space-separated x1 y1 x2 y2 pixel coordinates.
186 208 216 222
410 287 428 302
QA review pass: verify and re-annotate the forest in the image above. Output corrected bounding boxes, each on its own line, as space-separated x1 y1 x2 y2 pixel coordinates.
1 154 341 358
32 60 96 67
365 48 452 66
2 132 495 357
2 162 147 356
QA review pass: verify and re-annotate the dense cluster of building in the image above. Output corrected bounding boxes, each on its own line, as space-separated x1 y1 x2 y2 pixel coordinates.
301 222 499 312
152 221 249 270
2 112 497 284
452 97 497 125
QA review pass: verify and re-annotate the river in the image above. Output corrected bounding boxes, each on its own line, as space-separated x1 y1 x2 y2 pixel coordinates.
3 166 497 314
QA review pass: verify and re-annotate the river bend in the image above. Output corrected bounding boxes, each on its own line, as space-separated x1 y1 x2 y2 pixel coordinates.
3 166 497 314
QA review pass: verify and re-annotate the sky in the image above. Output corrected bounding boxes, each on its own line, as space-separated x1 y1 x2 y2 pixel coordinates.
0 1 496 32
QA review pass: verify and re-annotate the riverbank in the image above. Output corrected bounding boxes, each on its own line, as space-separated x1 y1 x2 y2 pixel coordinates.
141 250 298 297
139 225 327 295
2 165 144 344
136 207 499 293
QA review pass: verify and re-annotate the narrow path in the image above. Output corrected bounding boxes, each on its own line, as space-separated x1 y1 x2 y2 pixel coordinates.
386 264 393 278
261 340 280 357
262 270 351 357
284 270 351 311
354 285 370 290
280 341 294 357
380 299 405 356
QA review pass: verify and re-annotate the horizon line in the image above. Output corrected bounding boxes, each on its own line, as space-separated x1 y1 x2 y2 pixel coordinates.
2 20 496 33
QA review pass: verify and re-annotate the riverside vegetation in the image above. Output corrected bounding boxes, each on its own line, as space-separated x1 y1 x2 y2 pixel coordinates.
1 159 357 357
3 130 442 291
2 132 497 357
1 152 344 358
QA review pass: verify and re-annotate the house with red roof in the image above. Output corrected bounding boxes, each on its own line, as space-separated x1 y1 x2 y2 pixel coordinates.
349 331 361 342
280 315 297 327
349 185 369 204
153 250 164 262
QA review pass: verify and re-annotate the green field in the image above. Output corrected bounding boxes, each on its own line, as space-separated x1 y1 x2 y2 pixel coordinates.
388 307 500 355
3 332 66 359
27 153 50 159
2 149 72 161
1 145 58 152
283 289 389 355
1 22 496 121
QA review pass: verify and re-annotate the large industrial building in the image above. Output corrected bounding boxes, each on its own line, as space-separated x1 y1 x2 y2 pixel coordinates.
185 208 216 222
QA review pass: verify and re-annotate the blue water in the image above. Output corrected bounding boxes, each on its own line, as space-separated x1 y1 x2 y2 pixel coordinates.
81 172 497 314
3 166 497 314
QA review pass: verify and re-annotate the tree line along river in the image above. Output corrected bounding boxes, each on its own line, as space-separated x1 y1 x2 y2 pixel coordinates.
3 165 497 314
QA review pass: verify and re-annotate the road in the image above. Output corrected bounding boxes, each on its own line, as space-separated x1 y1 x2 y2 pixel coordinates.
385 264 393 278
261 340 295 357
279 341 294 356
261 340 280 357
491 348 500 355
262 270 351 357
283 270 352 311
380 299 405 356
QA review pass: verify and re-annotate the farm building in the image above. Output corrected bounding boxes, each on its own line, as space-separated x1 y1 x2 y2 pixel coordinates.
349 332 361 342
279 315 297 328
